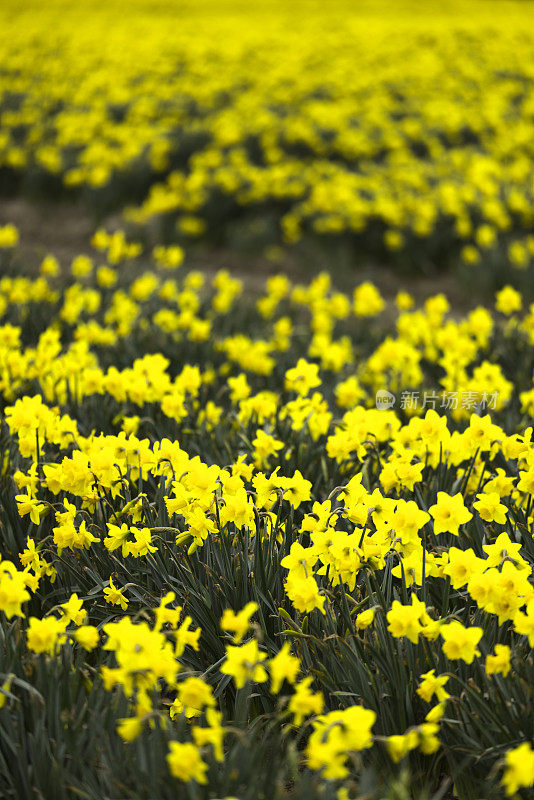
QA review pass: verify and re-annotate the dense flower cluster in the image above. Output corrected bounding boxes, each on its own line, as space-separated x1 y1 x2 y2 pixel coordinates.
0 226 533 798
2 1 534 278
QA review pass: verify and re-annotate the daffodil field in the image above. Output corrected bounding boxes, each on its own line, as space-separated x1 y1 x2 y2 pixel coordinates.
1 226 534 799
3 1 534 799
2 0 534 283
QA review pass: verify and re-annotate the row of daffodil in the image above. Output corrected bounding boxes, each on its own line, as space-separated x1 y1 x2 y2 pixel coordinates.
2 1 534 277
1 224 534 797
